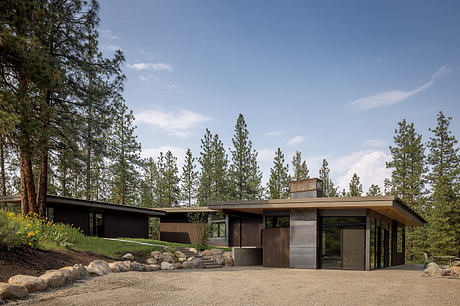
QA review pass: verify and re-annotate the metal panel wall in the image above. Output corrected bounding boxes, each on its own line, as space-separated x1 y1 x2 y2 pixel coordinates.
290 209 317 268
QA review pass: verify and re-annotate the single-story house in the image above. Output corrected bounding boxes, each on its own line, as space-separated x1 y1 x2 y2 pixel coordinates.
207 178 426 270
0 195 164 238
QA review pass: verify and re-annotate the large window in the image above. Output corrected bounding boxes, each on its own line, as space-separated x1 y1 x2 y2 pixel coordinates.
89 212 104 237
265 216 290 228
397 225 404 253
47 207 54 222
210 222 226 238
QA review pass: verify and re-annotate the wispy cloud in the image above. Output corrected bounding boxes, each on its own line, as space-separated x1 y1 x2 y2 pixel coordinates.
264 130 284 137
135 107 210 137
127 62 173 71
101 44 121 52
287 136 306 146
141 146 186 168
100 29 118 40
138 74 159 82
363 138 386 148
349 65 452 111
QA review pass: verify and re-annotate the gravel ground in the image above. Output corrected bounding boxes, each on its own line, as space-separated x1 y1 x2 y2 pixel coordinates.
7 265 460 306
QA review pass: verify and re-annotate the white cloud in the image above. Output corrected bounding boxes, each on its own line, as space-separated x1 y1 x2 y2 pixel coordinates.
138 74 159 82
257 148 276 163
135 107 211 137
363 138 386 148
141 146 187 168
100 29 118 40
287 136 306 146
349 65 452 111
127 62 172 71
264 130 284 137
101 44 121 52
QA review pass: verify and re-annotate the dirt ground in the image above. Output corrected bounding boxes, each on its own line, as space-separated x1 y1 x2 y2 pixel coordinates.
6 264 460 305
0 247 109 282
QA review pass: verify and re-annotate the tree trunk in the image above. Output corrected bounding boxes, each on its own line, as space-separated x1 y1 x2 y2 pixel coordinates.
22 152 37 214
36 89 51 218
1 142 6 209
20 154 29 215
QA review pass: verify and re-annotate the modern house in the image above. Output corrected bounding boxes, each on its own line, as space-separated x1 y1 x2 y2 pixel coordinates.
206 178 426 270
0 195 164 238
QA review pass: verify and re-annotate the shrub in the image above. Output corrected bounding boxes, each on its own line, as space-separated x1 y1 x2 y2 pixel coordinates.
0 211 24 250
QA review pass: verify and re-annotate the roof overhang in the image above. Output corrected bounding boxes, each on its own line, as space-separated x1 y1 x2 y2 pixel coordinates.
209 196 426 226
0 195 165 217
161 207 218 213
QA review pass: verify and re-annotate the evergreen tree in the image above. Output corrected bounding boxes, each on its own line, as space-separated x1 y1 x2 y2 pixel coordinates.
291 151 309 181
181 149 198 207
366 184 382 196
229 114 262 200
319 159 338 197
211 133 229 201
108 100 141 205
140 157 159 208
267 148 290 199
162 150 180 207
197 129 213 205
348 173 363 196
425 112 459 256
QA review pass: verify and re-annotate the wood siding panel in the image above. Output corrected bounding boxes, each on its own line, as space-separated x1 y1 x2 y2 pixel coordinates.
229 216 263 247
263 227 290 268
104 212 148 238
160 222 202 244
52 205 89 234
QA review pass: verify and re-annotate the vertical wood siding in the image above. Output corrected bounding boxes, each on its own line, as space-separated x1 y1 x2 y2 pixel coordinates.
263 227 290 268
160 222 202 244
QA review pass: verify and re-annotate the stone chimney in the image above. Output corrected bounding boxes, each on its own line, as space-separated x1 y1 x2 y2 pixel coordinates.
290 178 323 198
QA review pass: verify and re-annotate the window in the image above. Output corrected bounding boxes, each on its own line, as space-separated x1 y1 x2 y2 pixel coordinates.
397 225 404 253
265 216 290 228
47 207 54 221
89 212 104 237
210 222 226 238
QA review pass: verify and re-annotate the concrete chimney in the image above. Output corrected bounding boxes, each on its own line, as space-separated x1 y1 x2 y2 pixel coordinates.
290 178 323 198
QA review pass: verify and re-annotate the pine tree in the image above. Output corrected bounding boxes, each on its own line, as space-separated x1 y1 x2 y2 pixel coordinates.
425 112 459 257
348 173 363 196
211 133 229 201
181 149 198 206
366 184 382 196
229 114 262 200
162 150 180 207
319 159 338 197
140 157 159 208
197 129 213 205
108 100 141 205
291 151 309 181
267 148 290 199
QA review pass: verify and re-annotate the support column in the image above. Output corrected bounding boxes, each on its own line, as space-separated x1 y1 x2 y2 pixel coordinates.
290 209 317 268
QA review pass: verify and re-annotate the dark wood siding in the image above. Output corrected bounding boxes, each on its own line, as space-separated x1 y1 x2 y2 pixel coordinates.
51 205 90 234
263 227 290 268
392 221 405 266
104 211 149 238
160 222 202 244
229 216 263 247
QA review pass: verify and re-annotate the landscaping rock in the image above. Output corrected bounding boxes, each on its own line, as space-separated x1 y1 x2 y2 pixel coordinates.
161 262 174 270
211 249 224 255
173 262 183 269
178 257 186 262
182 261 193 269
188 248 197 253
452 261 460 267
223 253 234 267
187 256 195 261
0 283 28 299
39 271 66 289
122 253 134 260
163 255 175 263
109 261 130 273
443 266 460 278
162 252 172 256
130 261 146 272
201 249 213 257
176 251 186 258
56 268 73 283
146 257 157 265
424 262 443 277
8 275 46 292
151 251 162 258
86 260 111 276
71 264 89 280
191 258 202 268
147 264 161 271
212 255 225 265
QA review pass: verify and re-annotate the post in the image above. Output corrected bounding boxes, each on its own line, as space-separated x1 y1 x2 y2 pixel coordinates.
239 215 242 248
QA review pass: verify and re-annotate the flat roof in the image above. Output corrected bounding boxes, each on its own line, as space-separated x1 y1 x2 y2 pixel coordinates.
0 195 165 217
161 206 218 213
208 196 426 226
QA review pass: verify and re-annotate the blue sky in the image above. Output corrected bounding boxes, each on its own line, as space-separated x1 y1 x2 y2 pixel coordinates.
98 0 460 192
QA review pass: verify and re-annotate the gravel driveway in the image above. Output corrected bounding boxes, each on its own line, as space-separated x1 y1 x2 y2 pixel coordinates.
8 265 460 305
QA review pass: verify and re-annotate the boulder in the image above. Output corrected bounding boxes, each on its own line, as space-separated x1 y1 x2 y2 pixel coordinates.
178 257 186 262
8 275 46 292
452 261 460 267
173 262 183 269
122 253 134 260
151 251 162 258
163 255 175 263
39 271 66 289
424 262 444 277
182 261 193 269
0 283 28 300
188 248 197 253
176 251 186 258
443 266 460 278
71 264 89 280
109 261 130 273
146 264 160 271
86 260 111 276
162 252 172 256
161 262 174 270
212 255 225 265
146 257 157 265
191 258 202 269
55 268 73 283
211 249 224 255
201 249 213 257
187 256 195 261
130 261 146 272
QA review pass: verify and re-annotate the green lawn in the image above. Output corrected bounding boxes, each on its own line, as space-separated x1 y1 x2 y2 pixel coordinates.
121 237 231 252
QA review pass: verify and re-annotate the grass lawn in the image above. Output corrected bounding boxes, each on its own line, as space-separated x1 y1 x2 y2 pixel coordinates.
121 237 231 252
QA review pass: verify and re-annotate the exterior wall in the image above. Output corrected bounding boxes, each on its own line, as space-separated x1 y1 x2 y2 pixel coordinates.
51 204 90 234
232 247 263 266
104 211 149 238
290 209 317 268
229 216 263 248
159 222 202 244
263 227 290 267
391 221 405 266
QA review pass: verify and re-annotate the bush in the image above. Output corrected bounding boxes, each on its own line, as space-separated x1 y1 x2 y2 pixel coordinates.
0 210 24 250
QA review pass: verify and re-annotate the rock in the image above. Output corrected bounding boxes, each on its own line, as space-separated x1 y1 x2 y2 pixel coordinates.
161 262 174 270
452 261 460 267
130 261 146 272
178 257 186 262
151 251 162 257
56 268 73 283
0 283 28 299
191 258 202 269
188 248 197 253
176 251 186 258
211 249 224 255
86 260 111 276
146 258 157 265
212 255 225 265
71 264 89 280
122 253 134 260
443 266 460 278
146 264 160 271
163 255 175 263
109 261 130 273
182 261 193 269
123 261 132 270
424 262 443 277
223 252 233 266
187 256 195 261
201 249 213 257
162 252 172 256
8 275 46 292
173 262 183 269
39 271 66 289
